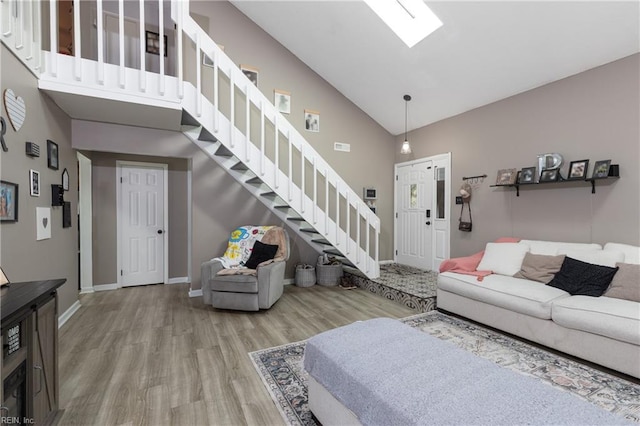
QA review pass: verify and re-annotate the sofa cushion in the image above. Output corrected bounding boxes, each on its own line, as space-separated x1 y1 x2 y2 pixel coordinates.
604 263 640 303
513 253 565 284
519 240 601 256
604 243 640 265
438 272 570 319
477 243 529 276
551 295 640 345
548 257 618 297
563 249 624 268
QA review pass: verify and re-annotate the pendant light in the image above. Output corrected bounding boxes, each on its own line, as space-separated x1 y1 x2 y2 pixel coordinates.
400 94 412 154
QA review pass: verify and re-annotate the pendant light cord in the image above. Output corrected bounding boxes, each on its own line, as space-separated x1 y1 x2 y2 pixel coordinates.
403 94 411 141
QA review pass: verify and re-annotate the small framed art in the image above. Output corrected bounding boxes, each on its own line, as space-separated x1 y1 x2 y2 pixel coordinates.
47 139 59 170
240 65 259 86
495 168 518 186
591 159 611 179
567 159 589 180
145 31 168 56
539 169 559 182
304 109 320 133
274 89 291 114
30 169 40 196
0 181 18 222
519 167 536 184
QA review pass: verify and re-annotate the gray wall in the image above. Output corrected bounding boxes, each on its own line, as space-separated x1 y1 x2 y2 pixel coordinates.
72 121 319 289
0 46 79 315
396 53 640 257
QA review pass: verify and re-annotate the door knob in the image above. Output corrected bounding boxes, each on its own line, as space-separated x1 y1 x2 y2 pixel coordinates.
157 230 163 234
426 221 431 225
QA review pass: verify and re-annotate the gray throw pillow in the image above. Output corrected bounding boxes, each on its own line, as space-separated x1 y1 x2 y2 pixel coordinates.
513 253 565 284
603 263 640 303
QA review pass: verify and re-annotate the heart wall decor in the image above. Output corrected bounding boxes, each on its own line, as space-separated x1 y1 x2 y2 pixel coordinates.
3 89 26 132
36 207 51 240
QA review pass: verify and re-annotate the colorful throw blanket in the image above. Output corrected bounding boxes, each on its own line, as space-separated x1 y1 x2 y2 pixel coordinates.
215 225 274 269
439 237 520 280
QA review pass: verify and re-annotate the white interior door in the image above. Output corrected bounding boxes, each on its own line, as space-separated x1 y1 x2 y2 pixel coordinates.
118 162 167 287
104 13 140 68
395 160 433 270
395 153 451 271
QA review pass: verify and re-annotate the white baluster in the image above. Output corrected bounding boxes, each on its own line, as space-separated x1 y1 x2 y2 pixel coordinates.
356 203 361 264
366 216 370 273
325 168 329 235
49 0 57 76
176 0 183 99
336 179 340 245
300 145 305 214
230 73 235 148
73 0 81 80
260 100 265 176
139 0 146 92
14 0 22 49
288 131 292 202
118 0 125 87
313 158 317 224
195 31 201 117
213 49 218 132
245 84 250 160
346 192 350 255
24 0 31 60
96 0 104 84
274 116 279 188
158 0 165 95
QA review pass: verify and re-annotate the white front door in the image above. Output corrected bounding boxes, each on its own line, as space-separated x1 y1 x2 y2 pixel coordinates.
118 162 167 287
395 153 451 271
395 160 433 270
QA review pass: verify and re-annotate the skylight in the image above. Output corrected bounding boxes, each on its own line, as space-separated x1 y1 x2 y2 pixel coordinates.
363 0 443 48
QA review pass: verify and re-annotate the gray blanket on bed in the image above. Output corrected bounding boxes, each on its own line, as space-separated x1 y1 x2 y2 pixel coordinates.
303 317 630 426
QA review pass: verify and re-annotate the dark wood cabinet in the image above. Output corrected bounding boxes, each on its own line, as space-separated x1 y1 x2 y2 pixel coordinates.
1 279 65 425
31 298 58 425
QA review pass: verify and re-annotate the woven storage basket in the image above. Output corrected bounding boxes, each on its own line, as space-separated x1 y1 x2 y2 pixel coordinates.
316 263 343 286
295 264 316 287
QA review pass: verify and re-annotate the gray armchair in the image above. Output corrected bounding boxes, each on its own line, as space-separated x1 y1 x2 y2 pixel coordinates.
201 226 290 311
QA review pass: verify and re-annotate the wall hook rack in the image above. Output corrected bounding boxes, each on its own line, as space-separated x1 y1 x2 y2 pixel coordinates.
462 174 487 184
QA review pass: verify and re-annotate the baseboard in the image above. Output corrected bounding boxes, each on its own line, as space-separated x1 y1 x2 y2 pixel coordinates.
189 288 203 298
93 283 119 292
283 278 295 286
58 300 81 329
167 277 189 285
79 288 95 294
379 260 394 265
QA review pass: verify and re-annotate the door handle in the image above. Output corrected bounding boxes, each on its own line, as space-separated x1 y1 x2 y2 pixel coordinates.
34 365 43 395
426 221 431 225
157 230 163 234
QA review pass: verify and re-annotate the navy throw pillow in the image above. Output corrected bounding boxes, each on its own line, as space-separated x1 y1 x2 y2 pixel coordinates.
244 240 279 269
547 257 619 297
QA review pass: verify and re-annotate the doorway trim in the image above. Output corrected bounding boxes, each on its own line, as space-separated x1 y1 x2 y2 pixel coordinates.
116 160 169 287
78 152 94 294
394 152 451 271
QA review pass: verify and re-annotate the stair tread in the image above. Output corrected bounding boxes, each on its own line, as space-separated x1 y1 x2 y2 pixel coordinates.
287 217 306 222
214 145 234 157
181 110 200 127
312 239 332 245
274 205 291 209
323 249 344 256
300 228 320 234
231 162 248 171
199 127 217 142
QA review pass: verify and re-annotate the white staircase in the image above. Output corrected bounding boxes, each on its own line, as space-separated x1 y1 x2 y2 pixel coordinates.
1 0 380 278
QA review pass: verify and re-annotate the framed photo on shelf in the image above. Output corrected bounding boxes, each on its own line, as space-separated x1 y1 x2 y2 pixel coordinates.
591 159 611 179
519 166 536 184
47 139 59 170
539 169 559 182
30 169 40 196
567 159 589 180
0 180 18 222
495 168 518 186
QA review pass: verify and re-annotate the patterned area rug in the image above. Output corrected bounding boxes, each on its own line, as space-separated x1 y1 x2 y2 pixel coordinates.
249 312 640 426
346 263 438 312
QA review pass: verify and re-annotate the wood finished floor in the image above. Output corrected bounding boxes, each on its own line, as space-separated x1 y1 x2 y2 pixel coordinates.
58 283 414 425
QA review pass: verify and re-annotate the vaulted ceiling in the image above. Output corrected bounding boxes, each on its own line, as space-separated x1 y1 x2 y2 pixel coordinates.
231 1 640 135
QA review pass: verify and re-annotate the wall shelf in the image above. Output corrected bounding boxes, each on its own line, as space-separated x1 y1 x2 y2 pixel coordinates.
490 176 619 196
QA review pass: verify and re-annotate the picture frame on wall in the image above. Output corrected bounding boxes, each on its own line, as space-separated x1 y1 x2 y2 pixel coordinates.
30 169 40 196
567 159 589 180
47 139 59 170
0 266 9 286
0 180 18 222
539 169 559 182
591 159 611 179
145 31 168 57
240 65 259 86
274 89 291 114
304 109 320 133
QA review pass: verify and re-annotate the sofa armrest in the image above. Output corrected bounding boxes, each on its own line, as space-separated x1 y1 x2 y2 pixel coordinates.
201 259 224 305
256 260 286 309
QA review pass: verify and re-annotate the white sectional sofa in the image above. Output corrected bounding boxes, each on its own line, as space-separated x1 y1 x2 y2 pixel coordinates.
437 240 640 379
